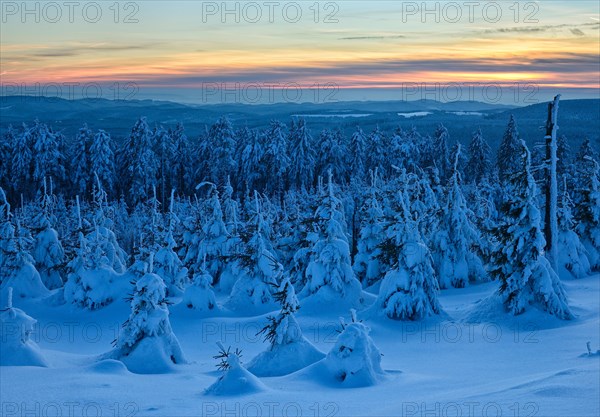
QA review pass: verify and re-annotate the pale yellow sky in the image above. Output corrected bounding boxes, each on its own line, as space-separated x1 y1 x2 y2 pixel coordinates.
1 1 599 97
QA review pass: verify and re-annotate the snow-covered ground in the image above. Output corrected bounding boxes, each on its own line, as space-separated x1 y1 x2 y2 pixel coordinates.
2 274 599 417
447 111 485 116
291 114 373 118
398 112 432 118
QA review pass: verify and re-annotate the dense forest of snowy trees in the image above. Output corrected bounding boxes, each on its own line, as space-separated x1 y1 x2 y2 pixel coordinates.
0 113 599 332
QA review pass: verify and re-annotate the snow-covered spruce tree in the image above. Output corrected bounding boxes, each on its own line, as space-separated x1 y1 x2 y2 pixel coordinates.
300 172 364 308
388 129 405 173
0 288 48 366
466 179 500 267
432 144 487 288
318 128 348 183
183 255 217 311
282 189 315 288
120 117 157 207
90 129 116 198
0 186 12 272
316 128 334 179
170 122 193 196
366 126 388 177
87 175 128 274
154 190 188 297
52 196 79 274
139 187 165 261
227 192 281 312
0 188 49 299
406 127 428 170
108 256 186 374
30 181 65 290
0 126 16 191
353 171 385 288
573 139 600 270
390 128 422 173
556 134 574 184
288 118 316 190
32 121 66 188
70 124 93 197
557 178 591 278
180 197 204 274
63 197 120 309
262 120 290 196
11 124 34 197
348 126 367 181
432 124 451 182
109 196 132 255
238 128 264 192
222 177 241 236
205 342 265 395
449 142 467 182
408 171 441 245
324 310 385 387
206 117 238 185
497 115 522 183
218 178 245 293
490 141 572 318
248 277 324 376
371 189 442 320
153 125 173 207
197 183 228 282
63 196 91 306
465 128 492 185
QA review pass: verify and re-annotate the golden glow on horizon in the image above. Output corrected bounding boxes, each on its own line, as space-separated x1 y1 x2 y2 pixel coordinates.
1 3 598 93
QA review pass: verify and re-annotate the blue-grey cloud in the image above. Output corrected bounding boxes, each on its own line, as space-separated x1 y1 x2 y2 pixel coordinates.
483 22 599 34
3 43 163 61
103 53 599 87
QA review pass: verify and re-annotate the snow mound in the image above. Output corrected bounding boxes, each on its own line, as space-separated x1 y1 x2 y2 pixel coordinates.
1 264 50 301
579 351 600 358
294 318 386 388
183 286 218 312
182 266 217 311
154 246 188 298
463 292 572 329
300 286 372 314
226 275 278 315
465 292 526 322
0 291 48 367
106 271 187 374
64 266 129 310
557 230 591 279
32 227 65 290
246 276 326 376
87 359 130 374
323 321 386 387
247 336 325 377
111 336 183 374
205 353 266 396
579 342 600 358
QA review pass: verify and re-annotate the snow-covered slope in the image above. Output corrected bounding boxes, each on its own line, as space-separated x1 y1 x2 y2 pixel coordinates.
1 274 598 416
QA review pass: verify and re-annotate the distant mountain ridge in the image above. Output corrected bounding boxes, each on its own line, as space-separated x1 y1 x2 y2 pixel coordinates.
0 96 597 151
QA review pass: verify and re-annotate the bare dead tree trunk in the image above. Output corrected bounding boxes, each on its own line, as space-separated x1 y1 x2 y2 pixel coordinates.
544 94 560 270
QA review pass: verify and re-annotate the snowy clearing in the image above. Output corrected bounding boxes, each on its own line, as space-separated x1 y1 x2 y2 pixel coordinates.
447 112 485 116
1 275 598 417
290 114 373 118
397 112 432 118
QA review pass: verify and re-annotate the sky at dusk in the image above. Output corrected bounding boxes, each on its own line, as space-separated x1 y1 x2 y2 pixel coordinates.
1 1 599 104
